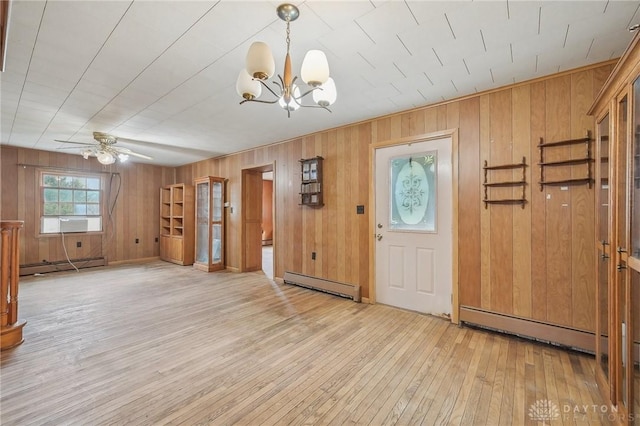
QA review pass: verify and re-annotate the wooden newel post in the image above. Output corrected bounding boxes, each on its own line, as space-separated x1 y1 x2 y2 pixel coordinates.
0 220 26 350
0 227 10 327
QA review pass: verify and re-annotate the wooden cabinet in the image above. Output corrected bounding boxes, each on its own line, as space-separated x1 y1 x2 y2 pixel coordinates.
299 156 323 207
159 183 194 265
589 30 640 425
193 176 225 272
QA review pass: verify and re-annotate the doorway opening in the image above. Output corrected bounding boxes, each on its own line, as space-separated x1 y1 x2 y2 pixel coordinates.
241 163 275 279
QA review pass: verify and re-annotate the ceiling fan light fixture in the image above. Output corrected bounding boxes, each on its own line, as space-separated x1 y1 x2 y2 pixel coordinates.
93 132 117 145
117 153 129 162
81 149 92 160
97 151 116 165
236 3 336 117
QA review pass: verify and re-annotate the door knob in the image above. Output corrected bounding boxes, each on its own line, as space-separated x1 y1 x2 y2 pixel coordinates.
376 234 383 241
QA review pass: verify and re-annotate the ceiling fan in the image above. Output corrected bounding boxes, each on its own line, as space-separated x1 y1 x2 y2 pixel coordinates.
55 132 153 165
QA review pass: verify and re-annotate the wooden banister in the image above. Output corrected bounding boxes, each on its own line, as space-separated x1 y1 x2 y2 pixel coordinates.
1 220 26 350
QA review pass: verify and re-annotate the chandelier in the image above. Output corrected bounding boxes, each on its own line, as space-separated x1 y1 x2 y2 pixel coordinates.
235 3 337 117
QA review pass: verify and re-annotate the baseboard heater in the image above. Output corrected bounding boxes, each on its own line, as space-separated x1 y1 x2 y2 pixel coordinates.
20 257 106 276
460 306 595 353
283 271 361 302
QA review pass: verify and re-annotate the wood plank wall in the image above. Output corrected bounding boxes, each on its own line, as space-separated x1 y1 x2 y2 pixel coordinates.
0 147 174 265
177 62 615 334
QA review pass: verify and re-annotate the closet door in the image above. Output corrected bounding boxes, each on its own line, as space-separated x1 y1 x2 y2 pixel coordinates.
614 92 631 414
628 77 640 423
595 112 612 396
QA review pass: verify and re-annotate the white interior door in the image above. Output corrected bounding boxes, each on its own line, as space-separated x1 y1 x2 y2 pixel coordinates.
374 137 453 315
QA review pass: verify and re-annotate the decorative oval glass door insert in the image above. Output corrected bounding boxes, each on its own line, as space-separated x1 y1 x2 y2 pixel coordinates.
389 151 437 232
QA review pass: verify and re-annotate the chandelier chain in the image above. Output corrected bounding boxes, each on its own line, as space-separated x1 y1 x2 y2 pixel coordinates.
286 19 291 54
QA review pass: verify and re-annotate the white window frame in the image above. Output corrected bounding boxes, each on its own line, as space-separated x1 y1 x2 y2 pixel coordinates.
38 170 104 235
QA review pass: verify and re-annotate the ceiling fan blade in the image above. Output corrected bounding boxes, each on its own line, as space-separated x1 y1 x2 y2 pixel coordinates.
125 151 153 160
111 146 152 160
56 146 92 150
54 140 95 146
115 136 215 158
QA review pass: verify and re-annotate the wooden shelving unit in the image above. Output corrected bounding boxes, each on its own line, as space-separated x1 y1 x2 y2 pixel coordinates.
159 183 194 266
299 156 323 207
538 131 593 190
482 157 527 208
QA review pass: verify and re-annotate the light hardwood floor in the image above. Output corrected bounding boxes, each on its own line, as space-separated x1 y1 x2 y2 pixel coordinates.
1 261 607 425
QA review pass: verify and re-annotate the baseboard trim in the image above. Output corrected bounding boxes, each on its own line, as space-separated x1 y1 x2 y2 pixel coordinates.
20 258 106 276
283 271 361 302
108 257 160 266
459 306 595 352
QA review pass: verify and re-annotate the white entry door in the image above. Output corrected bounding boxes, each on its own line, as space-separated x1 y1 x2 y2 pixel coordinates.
374 137 453 315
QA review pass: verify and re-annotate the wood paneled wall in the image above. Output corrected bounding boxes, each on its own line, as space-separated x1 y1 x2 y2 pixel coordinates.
0 146 174 265
177 62 615 333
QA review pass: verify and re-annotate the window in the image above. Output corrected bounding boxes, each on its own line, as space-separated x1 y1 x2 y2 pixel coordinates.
40 172 103 234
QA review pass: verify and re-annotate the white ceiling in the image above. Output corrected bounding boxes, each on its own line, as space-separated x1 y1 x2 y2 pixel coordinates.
1 0 639 166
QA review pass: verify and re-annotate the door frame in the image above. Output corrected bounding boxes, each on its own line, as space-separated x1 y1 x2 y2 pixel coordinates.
241 162 276 274
368 129 460 324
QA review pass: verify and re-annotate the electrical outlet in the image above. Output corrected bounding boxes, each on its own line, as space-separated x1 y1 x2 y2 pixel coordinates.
311 252 316 260
76 241 82 248
135 238 139 244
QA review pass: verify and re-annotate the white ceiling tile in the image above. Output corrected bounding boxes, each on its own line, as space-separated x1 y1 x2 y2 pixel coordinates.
318 23 376 59
306 1 375 29
588 31 635 61
397 17 454 56
356 1 420 44
445 1 508 39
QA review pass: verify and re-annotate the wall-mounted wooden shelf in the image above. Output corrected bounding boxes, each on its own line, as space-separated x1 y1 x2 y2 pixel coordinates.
538 131 593 190
483 157 527 209
299 156 324 207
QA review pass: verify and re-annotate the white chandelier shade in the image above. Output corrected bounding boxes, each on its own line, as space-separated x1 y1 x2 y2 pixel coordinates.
236 69 262 100
246 42 275 80
279 85 301 111
300 50 329 87
312 77 337 107
235 3 336 117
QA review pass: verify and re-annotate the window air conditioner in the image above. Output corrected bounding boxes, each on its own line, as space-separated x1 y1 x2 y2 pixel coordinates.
59 217 89 233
